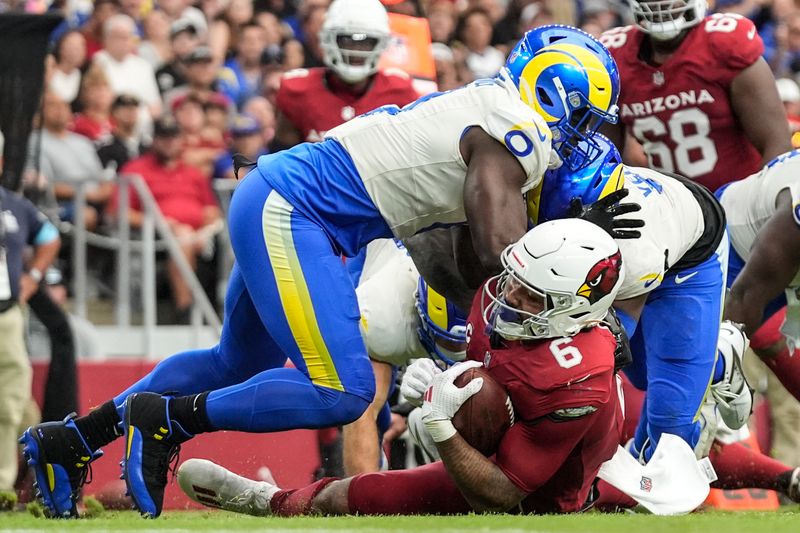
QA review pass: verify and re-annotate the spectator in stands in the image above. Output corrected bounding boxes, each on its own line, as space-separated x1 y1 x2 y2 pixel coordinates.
209 0 255 63
517 1 556 40
428 0 457 44
48 30 87 106
0 186 60 506
242 96 277 147
771 10 800 78
431 42 463 91
110 116 222 322
38 91 109 230
580 0 619 37
138 9 173 71
93 13 162 119
300 3 328 68
778 77 800 131
70 66 115 146
219 22 268 109
164 46 224 111
155 19 201 96
456 7 504 79
173 93 225 177
281 39 305 71
158 0 209 37
213 114 269 180
203 93 233 142
79 0 121 60
97 94 142 172
257 10 288 51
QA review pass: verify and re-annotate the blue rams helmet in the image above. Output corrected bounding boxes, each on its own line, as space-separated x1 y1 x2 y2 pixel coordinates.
415 277 468 367
503 27 620 170
527 133 624 224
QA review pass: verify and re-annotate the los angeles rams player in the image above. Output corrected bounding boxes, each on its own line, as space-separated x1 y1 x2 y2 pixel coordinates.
21 31 623 519
718 149 800 402
345 237 467 474
533 134 750 463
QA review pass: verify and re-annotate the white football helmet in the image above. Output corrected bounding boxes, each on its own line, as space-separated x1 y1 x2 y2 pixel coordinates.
630 0 708 41
319 0 391 84
482 218 624 340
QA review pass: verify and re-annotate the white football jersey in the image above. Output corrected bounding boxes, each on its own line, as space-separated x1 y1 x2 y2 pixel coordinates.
326 77 553 238
615 166 706 299
356 239 427 366
720 151 800 286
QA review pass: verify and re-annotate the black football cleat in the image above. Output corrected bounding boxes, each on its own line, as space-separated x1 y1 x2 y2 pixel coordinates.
19 414 103 517
122 393 192 518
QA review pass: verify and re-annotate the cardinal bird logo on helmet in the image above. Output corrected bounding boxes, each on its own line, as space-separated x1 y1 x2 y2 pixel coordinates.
576 251 622 304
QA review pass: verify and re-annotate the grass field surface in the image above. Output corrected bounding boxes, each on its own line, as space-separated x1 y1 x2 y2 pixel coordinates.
1 509 799 532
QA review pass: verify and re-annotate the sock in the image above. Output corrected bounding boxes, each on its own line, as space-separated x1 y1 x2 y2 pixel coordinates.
270 477 339 516
709 441 792 491
761 346 800 402
593 479 637 511
74 400 122 451
168 392 214 436
712 354 725 383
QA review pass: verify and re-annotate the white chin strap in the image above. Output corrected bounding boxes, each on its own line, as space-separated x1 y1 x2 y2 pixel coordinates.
333 63 374 84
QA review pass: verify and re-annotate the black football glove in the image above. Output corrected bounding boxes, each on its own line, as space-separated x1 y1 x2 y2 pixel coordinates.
568 188 644 239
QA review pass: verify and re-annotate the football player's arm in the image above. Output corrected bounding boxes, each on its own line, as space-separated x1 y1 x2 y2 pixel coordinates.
731 57 792 164
452 225 491 290
461 127 529 274
725 190 800 336
271 110 303 151
403 230 475 310
435 431 527 513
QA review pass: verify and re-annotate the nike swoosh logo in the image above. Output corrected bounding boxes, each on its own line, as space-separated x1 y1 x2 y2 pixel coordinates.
674 271 698 284
747 27 756 40
643 277 660 288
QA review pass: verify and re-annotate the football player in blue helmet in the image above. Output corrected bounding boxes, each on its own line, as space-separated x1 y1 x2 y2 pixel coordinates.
503 27 620 170
415 278 468 367
527 133 626 226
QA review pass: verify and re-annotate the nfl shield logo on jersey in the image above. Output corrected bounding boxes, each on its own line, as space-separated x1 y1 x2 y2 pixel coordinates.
652 71 665 87
640 476 653 492
341 106 355 121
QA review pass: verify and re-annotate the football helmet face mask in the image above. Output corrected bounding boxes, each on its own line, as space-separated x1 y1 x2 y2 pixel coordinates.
482 218 624 340
320 0 391 84
415 278 468 366
527 133 624 225
630 0 708 41
503 32 620 170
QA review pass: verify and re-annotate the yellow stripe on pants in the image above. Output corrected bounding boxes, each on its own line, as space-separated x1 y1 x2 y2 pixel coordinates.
262 191 344 391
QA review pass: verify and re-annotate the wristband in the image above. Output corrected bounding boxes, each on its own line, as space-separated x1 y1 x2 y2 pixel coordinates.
424 418 457 443
28 268 43 283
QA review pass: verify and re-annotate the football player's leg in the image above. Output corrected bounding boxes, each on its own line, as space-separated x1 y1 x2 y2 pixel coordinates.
709 441 800 501
632 252 726 461
200 184 374 432
752 307 800 401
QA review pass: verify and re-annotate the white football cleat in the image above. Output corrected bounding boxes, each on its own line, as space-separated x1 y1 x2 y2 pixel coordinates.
177 458 279 516
711 321 753 430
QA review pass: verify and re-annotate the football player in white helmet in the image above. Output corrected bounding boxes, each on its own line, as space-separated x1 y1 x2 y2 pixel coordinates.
629 0 708 41
273 0 418 148
320 0 391 84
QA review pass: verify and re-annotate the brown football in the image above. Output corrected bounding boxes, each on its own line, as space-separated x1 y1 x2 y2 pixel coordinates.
451 366 514 456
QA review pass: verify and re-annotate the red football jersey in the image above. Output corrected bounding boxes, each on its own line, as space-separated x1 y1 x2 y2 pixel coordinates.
601 14 764 191
466 283 618 421
275 67 419 143
465 282 623 511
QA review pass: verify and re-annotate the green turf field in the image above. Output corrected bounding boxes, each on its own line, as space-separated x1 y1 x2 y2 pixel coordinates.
1 509 799 532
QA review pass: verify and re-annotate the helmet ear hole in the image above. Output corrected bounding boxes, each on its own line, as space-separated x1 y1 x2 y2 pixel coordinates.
537 87 553 106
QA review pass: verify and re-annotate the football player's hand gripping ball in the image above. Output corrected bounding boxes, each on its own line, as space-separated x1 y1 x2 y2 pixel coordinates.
422 360 484 443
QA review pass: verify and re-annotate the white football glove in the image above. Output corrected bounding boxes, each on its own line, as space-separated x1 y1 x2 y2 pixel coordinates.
401 358 441 408
422 360 484 443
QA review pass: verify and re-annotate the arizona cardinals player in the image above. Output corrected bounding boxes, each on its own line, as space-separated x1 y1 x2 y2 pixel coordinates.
177 219 627 516
273 0 419 148
600 1 789 191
